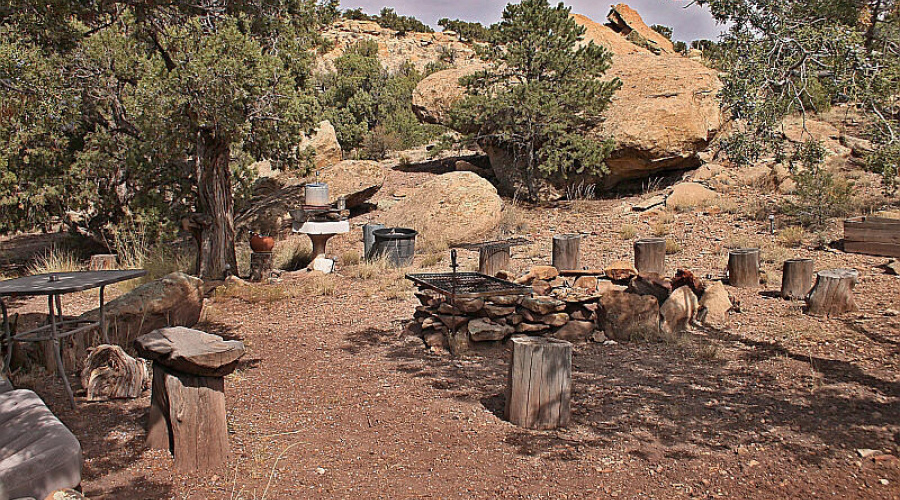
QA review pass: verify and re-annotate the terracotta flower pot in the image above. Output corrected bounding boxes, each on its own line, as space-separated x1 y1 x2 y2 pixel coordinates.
249 233 275 253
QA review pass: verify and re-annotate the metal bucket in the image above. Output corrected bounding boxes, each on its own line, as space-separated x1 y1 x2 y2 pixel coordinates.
372 228 417 267
305 182 329 206
363 223 386 260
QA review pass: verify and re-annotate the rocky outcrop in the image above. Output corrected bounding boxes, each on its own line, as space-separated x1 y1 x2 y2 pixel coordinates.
606 3 675 54
410 9 722 199
382 171 503 246
316 159 384 208
81 272 204 350
300 120 342 170
317 19 479 74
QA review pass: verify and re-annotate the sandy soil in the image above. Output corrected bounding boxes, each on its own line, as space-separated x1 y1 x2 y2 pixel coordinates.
3 161 900 499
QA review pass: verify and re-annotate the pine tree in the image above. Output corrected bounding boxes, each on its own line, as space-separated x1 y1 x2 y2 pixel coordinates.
448 0 620 200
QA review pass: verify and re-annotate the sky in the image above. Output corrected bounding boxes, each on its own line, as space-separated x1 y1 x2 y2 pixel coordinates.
338 0 727 42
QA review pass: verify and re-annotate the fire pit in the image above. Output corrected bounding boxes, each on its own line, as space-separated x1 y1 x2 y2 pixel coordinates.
406 272 532 300
406 248 531 302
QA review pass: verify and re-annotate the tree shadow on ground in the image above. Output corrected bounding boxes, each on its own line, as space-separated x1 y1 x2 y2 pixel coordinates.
357 320 899 465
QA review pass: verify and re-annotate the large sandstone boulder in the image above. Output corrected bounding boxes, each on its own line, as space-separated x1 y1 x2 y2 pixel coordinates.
598 291 659 341
382 171 502 246
315 159 384 208
80 272 204 349
299 120 342 170
410 10 722 198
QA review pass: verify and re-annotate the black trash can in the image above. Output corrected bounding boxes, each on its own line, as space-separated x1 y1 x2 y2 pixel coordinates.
372 228 417 267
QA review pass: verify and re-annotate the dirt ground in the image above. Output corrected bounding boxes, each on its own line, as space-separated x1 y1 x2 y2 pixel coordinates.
3 162 900 499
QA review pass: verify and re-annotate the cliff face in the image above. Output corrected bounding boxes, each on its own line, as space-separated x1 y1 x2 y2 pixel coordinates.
315 19 479 74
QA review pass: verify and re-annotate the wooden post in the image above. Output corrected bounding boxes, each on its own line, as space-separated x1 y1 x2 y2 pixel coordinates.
634 238 666 276
552 234 581 271
505 337 572 430
147 363 228 472
249 251 273 282
781 258 814 299
89 254 118 271
479 247 511 277
807 268 858 316
728 248 760 288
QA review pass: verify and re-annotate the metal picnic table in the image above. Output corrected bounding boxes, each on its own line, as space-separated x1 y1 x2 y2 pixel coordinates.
0 269 147 408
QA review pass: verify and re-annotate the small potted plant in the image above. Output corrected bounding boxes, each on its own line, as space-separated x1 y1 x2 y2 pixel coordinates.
249 232 275 253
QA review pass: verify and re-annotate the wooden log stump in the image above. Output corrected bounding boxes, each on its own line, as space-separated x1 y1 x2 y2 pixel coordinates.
807 268 859 316
135 327 245 472
89 254 118 271
728 248 760 288
479 247 511 277
505 337 572 430
552 234 581 271
781 258 815 299
146 363 227 472
634 238 666 276
249 251 273 282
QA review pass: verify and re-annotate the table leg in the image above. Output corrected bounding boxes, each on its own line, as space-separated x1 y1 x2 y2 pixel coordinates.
48 295 76 409
307 233 334 259
1 299 10 372
99 285 109 344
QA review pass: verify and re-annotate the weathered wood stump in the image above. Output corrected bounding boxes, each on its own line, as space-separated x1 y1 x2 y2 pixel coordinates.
479 246 511 277
552 234 581 271
249 251 273 282
80 344 148 400
728 248 760 288
505 337 572 430
807 268 859 316
634 238 666 276
781 258 815 299
89 254 118 271
135 327 245 472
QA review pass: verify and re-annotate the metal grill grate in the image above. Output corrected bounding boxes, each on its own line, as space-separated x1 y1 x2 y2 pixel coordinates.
406 272 531 299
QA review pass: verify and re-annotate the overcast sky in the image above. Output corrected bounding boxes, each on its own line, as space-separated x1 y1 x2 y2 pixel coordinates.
338 1 726 42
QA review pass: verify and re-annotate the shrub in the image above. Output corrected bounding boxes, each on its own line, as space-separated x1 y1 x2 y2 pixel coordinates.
776 225 804 248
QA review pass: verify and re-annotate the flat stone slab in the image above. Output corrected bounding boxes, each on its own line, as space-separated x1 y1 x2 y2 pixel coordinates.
134 327 245 377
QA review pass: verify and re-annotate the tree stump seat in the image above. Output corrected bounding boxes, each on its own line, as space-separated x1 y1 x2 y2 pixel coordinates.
134 327 245 472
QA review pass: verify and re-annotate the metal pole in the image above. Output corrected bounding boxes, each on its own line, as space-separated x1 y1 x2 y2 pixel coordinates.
48 294 75 409
99 285 109 344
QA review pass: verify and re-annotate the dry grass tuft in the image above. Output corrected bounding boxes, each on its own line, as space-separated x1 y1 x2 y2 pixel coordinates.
651 223 671 237
776 225 804 248
619 224 637 240
342 250 361 266
497 203 530 235
26 247 83 275
273 237 313 271
353 255 413 300
419 252 444 268
665 239 682 254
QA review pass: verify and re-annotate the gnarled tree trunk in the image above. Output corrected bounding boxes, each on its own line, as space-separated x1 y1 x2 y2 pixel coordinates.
196 129 237 280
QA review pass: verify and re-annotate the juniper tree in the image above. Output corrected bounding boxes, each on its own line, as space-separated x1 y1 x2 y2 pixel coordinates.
448 0 620 200
692 0 899 191
1 0 338 278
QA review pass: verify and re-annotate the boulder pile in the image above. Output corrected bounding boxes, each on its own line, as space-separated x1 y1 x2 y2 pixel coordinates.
410 265 734 354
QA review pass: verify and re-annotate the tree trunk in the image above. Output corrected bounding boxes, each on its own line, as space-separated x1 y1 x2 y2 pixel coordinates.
807 268 858 316
147 363 228 472
196 130 237 280
479 247 510 277
781 258 815 299
728 248 760 288
552 234 581 271
505 336 572 430
634 238 666 276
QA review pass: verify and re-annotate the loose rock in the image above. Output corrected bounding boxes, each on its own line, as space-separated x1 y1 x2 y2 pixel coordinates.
660 286 699 334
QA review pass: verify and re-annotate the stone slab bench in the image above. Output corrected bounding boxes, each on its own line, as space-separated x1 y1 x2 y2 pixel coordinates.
0 376 82 500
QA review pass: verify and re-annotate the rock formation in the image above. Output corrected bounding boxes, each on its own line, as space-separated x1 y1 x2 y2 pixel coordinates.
410 6 723 198
382 171 503 246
